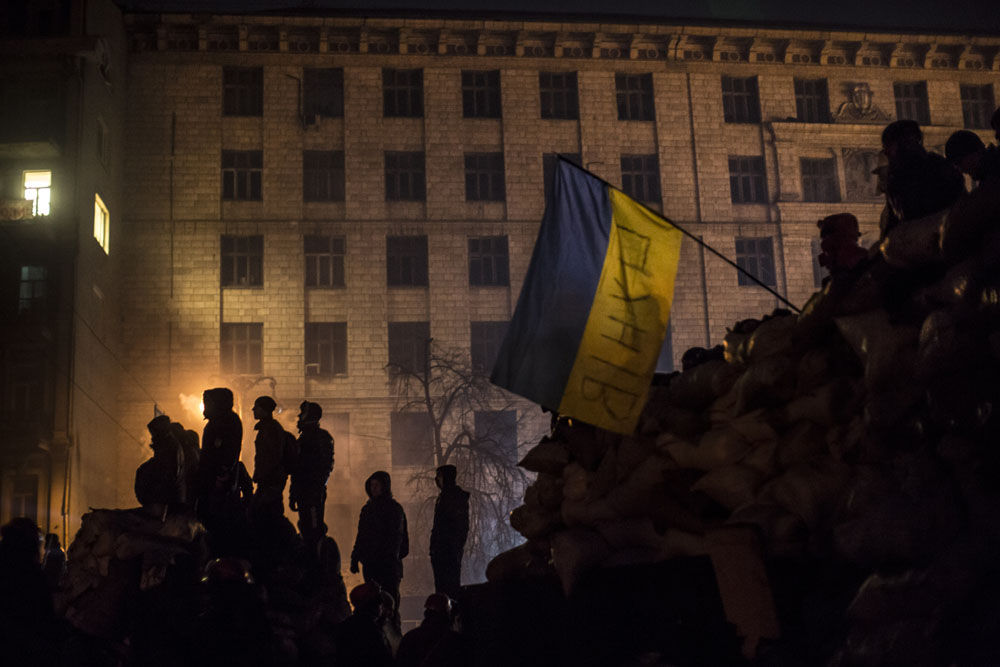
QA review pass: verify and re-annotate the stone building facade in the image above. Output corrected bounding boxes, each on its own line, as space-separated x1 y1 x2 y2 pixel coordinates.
117 12 999 585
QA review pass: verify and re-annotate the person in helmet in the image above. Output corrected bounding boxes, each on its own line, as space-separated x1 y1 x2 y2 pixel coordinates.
350 471 409 615
191 558 274 666
333 583 393 667
250 395 293 521
430 464 470 600
946 129 1000 191
395 593 466 667
289 401 333 556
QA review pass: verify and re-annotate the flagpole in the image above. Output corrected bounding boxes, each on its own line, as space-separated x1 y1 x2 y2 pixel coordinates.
558 156 802 314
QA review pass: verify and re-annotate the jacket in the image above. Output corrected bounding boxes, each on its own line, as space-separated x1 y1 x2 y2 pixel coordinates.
351 471 409 569
289 425 333 506
430 465 470 558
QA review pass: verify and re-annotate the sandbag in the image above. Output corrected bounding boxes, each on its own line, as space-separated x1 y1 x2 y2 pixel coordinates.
615 435 654 480
663 428 749 471
666 359 742 410
939 185 1000 262
879 208 947 269
776 420 828 469
587 445 617 501
606 454 675 517
531 473 563 510
656 402 708 440
911 255 978 311
914 309 978 379
757 458 851 531
550 528 611 596
519 437 570 474
731 354 796 415
746 313 798 362
561 462 591 502
561 497 617 528
509 505 562 540
727 409 777 444
835 309 919 391
690 464 762 511
742 439 777 477
565 423 614 471
780 379 855 428
727 504 808 558
485 543 540 583
595 518 705 560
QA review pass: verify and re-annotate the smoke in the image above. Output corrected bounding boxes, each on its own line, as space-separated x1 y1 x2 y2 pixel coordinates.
178 393 204 424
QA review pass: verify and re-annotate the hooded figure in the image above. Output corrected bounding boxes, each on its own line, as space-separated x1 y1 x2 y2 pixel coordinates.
430 464 470 599
199 388 243 491
289 401 333 555
136 415 185 511
350 471 409 612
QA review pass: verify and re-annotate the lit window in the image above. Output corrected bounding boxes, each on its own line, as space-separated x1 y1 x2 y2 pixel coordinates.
23 171 51 216
93 193 109 254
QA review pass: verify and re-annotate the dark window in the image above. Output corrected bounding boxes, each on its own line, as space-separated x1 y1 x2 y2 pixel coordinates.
18 265 46 316
469 236 509 286
222 150 262 201
303 150 345 202
620 155 661 204
893 81 930 124
615 73 655 121
474 410 517 464
794 78 830 123
383 68 423 117
305 322 347 376
221 235 263 287
10 474 39 524
391 411 433 466
388 321 430 373
543 152 581 204
385 151 426 201
304 235 345 288
386 235 428 287
465 153 506 201
728 156 767 204
470 321 508 373
960 84 996 129
6 358 44 413
539 72 579 119
721 76 761 123
735 237 777 287
220 323 263 374
462 70 501 118
655 325 674 373
303 68 344 118
223 67 263 116
801 158 840 202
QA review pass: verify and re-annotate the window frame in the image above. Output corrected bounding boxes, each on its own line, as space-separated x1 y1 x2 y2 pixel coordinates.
221 150 263 201
386 235 429 287
793 78 831 123
620 154 662 205
462 70 501 118
222 66 263 117
303 67 344 119
220 235 264 287
303 150 345 202
468 235 510 287
384 151 426 202
474 410 518 465
539 71 579 120
800 157 840 203
615 73 655 121
470 321 508 373
305 322 348 377
23 170 51 217
304 235 346 288
735 237 777 287
383 68 424 118
387 321 430 374
93 192 109 254
893 81 931 124
464 152 506 202
721 76 761 124
728 156 768 204
17 265 47 318
391 411 434 467
220 322 263 375
960 84 996 129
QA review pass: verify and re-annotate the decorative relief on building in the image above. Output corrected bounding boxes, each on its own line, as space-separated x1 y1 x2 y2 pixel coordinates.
842 149 884 200
835 83 892 123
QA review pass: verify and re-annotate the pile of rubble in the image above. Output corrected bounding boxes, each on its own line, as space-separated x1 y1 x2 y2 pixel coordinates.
489 183 1000 664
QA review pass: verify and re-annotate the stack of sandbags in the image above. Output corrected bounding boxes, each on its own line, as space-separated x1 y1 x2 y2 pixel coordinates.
490 183 1000 664
59 508 207 641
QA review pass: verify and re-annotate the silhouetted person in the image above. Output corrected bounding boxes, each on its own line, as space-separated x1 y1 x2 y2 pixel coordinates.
350 471 409 613
290 400 333 557
880 120 964 237
334 583 393 667
946 129 1000 190
817 213 867 285
171 421 201 512
136 414 185 513
250 395 294 522
0 518 55 666
198 388 243 516
40 533 65 593
430 464 469 600
395 594 467 667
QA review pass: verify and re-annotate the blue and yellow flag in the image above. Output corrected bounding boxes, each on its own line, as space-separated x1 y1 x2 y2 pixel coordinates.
491 158 683 435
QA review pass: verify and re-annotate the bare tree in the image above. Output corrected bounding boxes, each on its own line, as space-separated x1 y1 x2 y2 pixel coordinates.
387 338 542 582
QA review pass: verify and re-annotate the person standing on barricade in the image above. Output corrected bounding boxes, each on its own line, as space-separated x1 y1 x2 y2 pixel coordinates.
289 400 333 558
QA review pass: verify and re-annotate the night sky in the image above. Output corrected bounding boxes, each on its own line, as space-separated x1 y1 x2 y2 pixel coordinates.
118 0 1000 34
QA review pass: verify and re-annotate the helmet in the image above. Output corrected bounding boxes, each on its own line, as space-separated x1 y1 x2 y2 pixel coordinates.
298 400 322 424
945 130 985 164
349 582 383 611
201 557 254 586
253 395 277 412
424 593 453 615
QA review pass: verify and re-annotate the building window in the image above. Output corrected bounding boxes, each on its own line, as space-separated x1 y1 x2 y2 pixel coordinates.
10 474 39 524
539 71 579 120
6 358 44 414
735 237 777 287
303 67 344 119
23 170 51 216
462 70 501 118
222 150 263 201
728 156 767 204
220 323 263 375
465 153 506 202
305 322 347 377
620 155 661 205
18 266 46 316
391 411 433 466
385 151 426 201
474 410 517 464
615 73 655 121
303 150 345 202
960 84 996 129
93 193 109 254
721 76 761 123
383 68 423 118
221 235 263 287
893 81 930 124
543 153 581 204
387 235 428 287
388 321 430 373
304 235 345 288
470 321 508 373
800 158 840 202
469 236 509 286
223 66 263 116
794 78 831 123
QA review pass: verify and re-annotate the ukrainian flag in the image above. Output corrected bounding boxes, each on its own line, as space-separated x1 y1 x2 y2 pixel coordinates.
491 158 683 435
